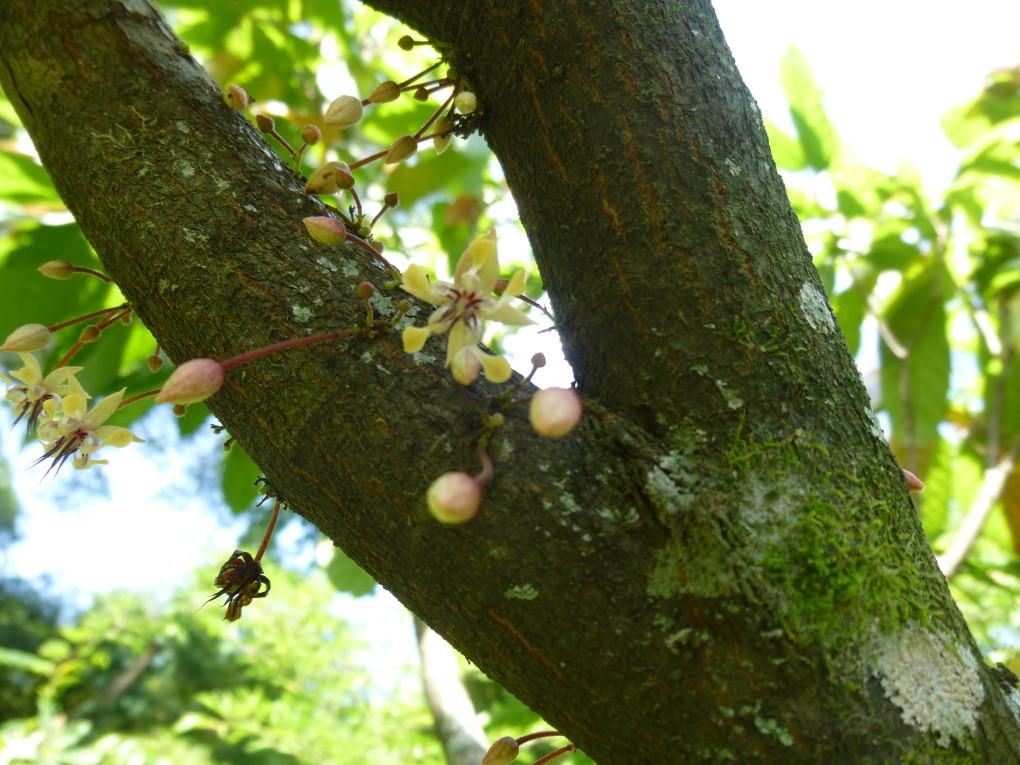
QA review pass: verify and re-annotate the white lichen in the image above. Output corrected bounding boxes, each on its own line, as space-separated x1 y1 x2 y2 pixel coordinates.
798 281 835 333
871 627 984 747
715 379 743 410
291 305 313 323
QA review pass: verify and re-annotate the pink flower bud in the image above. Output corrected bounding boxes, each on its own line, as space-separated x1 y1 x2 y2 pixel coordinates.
255 113 275 133
303 216 348 246
902 468 924 492
427 472 481 523
482 737 519 765
324 95 363 128
224 84 249 110
156 358 225 405
1 323 50 352
38 259 75 280
529 387 582 439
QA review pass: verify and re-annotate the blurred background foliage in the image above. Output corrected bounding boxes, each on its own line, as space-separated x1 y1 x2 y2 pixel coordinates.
0 0 1017 762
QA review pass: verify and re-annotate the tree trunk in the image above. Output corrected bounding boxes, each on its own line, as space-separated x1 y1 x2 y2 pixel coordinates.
2 0 1019 761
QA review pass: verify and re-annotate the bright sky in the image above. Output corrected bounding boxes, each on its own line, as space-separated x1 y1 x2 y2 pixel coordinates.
2 2 1018 654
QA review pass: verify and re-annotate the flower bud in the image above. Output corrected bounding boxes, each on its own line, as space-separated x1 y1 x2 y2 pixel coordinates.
413 86 429 101
147 353 164 374
529 387 582 439
454 91 477 115
301 124 321 145
427 472 481 523
38 259 75 280
1 323 50 352
531 353 546 368
397 35 415 51
482 737 519 765
384 191 399 208
156 358 226 405
255 113 275 133
324 95 363 128
304 161 355 195
303 216 348 246
356 281 376 300
224 84 249 110
385 134 417 165
79 325 101 343
902 468 924 492
432 116 454 154
367 80 401 103
172 404 188 417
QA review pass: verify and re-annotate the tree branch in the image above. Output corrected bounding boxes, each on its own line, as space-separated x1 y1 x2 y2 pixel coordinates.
2 0 1019 761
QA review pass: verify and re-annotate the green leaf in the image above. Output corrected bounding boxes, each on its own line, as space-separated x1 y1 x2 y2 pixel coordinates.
879 264 950 450
778 46 839 170
764 120 806 171
0 150 61 204
222 444 261 513
0 646 55 675
324 548 376 597
867 234 920 272
831 286 866 356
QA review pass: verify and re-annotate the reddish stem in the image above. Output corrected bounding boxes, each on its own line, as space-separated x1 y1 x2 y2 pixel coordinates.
54 307 132 368
396 60 441 90
220 328 356 371
533 744 576 765
71 266 112 283
415 91 456 140
254 499 282 563
474 445 494 487
516 731 563 746
118 388 161 409
47 303 128 333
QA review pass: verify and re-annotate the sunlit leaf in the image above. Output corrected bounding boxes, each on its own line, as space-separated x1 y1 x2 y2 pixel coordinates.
778 46 839 170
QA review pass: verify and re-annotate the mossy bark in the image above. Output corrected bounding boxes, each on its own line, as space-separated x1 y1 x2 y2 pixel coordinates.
2 0 1019 761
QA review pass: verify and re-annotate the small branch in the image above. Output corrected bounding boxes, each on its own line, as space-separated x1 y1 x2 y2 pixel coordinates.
937 439 1020 579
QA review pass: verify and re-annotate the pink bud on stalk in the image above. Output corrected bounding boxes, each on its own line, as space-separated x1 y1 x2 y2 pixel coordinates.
156 358 225 405
1 323 50 352
426 472 482 524
303 216 348 246
529 387 582 439
902 468 924 492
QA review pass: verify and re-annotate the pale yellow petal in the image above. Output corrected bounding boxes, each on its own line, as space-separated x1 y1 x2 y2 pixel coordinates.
445 320 480 366
451 346 481 385
62 391 88 421
402 325 431 354
479 353 512 383
10 353 42 386
41 365 84 394
455 235 499 293
95 426 142 448
484 302 533 326
401 265 449 305
505 269 527 297
84 388 126 428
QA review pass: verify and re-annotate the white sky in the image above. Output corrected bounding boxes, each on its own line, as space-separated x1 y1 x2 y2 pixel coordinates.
2 2 1018 658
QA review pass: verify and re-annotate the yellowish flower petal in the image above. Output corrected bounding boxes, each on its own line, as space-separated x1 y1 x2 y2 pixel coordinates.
62 391 88 421
10 353 43 386
479 353 512 383
484 302 533 326
402 325 431 354
451 346 481 385
505 269 527 296
445 320 480 366
41 366 84 394
95 426 142 448
455 234 499 294
84 388 126 428
401 264 449 305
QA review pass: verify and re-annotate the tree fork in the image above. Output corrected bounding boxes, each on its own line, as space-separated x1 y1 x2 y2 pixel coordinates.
2 0 1019 761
